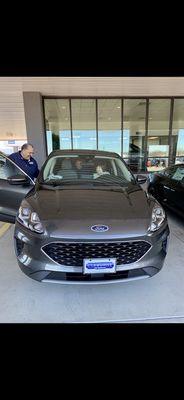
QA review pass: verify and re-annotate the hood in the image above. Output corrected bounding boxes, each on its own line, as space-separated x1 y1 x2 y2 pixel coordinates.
26 184 152 239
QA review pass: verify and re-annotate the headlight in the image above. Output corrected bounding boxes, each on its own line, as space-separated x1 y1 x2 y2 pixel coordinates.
148 204 165 232
17 201 44 234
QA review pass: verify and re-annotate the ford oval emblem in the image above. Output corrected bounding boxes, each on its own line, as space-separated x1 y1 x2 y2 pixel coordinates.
91 225 109 232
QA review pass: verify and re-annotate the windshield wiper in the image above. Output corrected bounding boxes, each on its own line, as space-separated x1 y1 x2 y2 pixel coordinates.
39 180 87 188
39 179 129 188
40 180 63 186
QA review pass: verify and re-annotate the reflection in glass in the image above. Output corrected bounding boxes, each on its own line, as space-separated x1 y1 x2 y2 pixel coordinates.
59 130 72 150
0 154 28 180
73 130 96 149
46 131 53 154
71 99 96 149
148 145 169 158
98 130 121 154
44 99 71 152
176 129 184 156
172 100 184 163
98 99 121 154
147 99 170 157
146 157 168 172
123 99 146 172
146 99 170 172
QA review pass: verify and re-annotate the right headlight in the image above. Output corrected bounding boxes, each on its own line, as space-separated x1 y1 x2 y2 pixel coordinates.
148 203 166 232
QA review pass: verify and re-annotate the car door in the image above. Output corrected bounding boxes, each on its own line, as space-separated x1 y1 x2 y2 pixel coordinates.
164 166 184 213
149 166 176 202
0 152 34 223
177 177 184 214
155 166 177 202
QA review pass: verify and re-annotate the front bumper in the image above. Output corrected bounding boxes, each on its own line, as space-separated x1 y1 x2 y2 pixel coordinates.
14 221 170 284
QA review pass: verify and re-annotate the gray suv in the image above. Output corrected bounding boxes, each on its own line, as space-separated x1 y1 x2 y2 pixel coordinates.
0 149 169 284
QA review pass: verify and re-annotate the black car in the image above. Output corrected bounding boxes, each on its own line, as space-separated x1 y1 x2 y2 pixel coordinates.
147 164 184 217
0 149 169 284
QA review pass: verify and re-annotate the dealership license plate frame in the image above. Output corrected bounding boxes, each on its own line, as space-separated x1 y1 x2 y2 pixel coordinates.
83 258 116 274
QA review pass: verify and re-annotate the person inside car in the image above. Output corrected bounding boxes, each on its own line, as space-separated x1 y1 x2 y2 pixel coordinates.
74 158 83 170
93 162 110 179
73 158 86 178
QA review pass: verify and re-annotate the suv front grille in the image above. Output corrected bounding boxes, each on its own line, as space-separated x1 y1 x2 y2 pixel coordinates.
42 241 151 267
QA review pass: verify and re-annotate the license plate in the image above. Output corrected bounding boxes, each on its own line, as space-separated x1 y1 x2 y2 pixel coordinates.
83 258 116 274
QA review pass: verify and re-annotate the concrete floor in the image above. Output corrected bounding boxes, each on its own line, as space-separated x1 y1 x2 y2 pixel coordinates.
0 209 184 323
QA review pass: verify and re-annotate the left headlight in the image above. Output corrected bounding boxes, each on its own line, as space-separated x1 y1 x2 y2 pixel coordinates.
17 200 44 234
148 203 166 232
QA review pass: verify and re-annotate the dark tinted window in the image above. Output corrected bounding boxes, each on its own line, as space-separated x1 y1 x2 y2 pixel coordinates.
159 166 177 178
0 154 25 180
170 166 184 181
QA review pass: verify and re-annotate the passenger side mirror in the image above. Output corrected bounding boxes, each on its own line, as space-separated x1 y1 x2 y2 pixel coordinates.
7 174 30 185
136 174 147 184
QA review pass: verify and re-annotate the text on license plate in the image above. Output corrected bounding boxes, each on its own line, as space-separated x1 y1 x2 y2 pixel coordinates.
83 258 116 274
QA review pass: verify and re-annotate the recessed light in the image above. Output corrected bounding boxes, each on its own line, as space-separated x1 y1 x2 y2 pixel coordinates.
62 106 66 109
117 106 120 109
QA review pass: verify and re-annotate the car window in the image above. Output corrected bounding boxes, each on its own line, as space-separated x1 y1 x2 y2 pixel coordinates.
42 155 135 186
0 154 26 180
170 166 184 181
158 166 177 178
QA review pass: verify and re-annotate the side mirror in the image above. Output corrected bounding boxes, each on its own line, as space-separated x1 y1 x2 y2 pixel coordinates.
136 174 147 184
7 174 30 185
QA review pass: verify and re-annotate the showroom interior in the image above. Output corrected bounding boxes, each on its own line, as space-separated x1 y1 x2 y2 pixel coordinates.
0 76 184 323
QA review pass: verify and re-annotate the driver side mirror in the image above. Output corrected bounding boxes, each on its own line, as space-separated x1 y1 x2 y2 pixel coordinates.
7 174 31 185
136 174 147 184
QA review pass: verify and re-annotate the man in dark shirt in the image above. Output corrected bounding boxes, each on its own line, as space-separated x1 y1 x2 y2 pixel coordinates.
9 143 39 180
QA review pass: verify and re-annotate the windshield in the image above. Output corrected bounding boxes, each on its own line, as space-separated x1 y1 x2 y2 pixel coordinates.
41 155 135 186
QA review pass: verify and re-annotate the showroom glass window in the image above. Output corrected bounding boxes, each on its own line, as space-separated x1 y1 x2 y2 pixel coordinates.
123 99 146 172
0 140 26 155
147 99 171 172
98 99 121 155
171 99 184 164
71 99 96 150
44 99 72 154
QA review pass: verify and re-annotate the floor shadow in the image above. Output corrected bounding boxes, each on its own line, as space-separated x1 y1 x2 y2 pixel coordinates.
166 208 184 229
